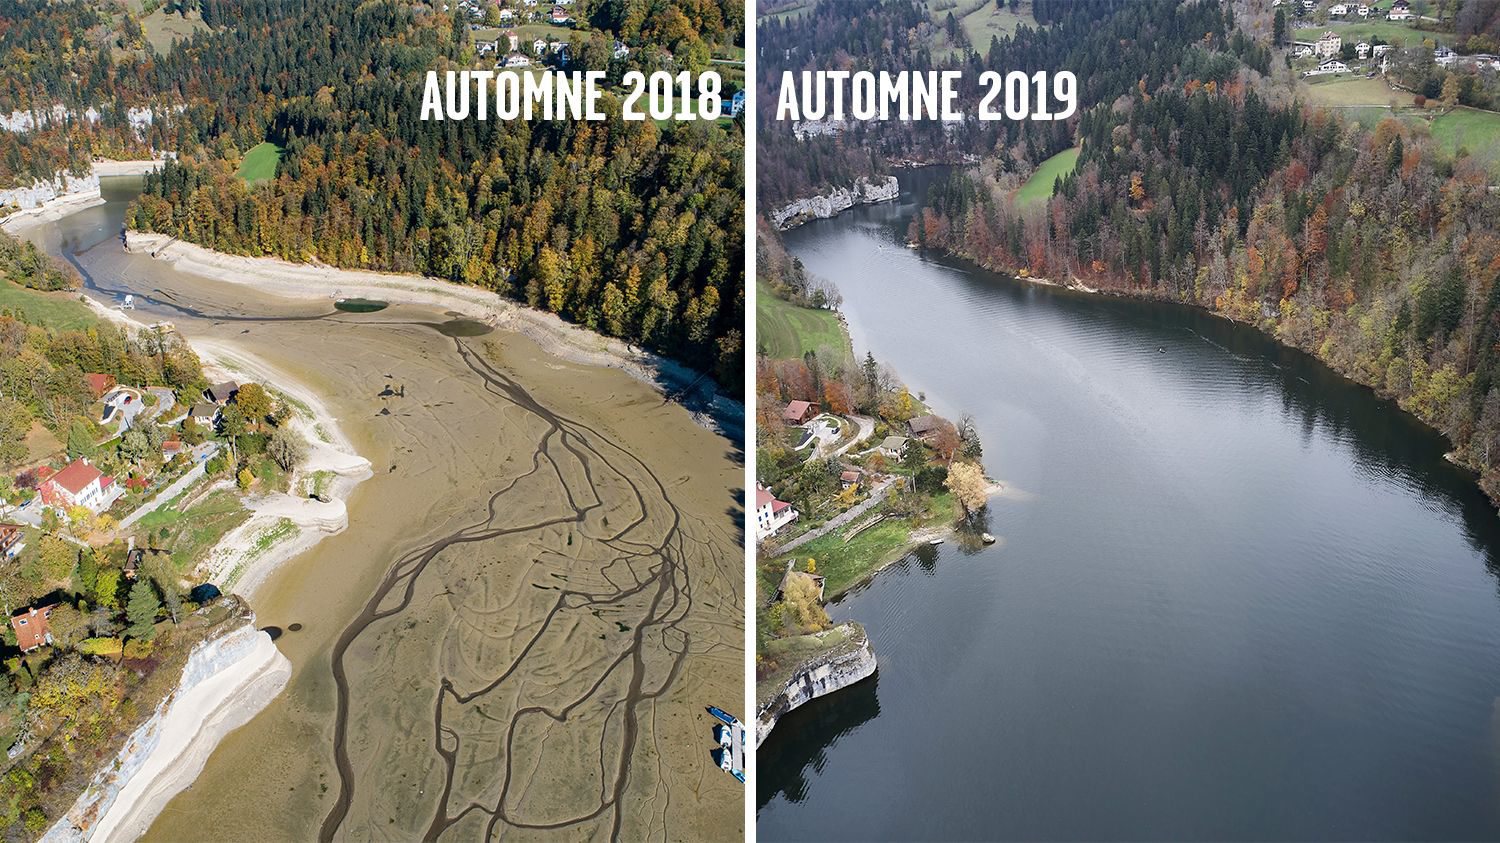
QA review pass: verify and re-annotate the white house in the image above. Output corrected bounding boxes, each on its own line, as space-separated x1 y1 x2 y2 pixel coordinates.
1356 41 1370 58
1315 30 1342 58
1387 8 1414 19
532 37 547 54
498 8 515 21
1358 4 1371 16
40 459 119 514
1434 45 1456 66
1292 44 1314 58
613 40 630 59
1329 3 1349 17
755 486 798 542
503 52 531 67
1316 58 1350 74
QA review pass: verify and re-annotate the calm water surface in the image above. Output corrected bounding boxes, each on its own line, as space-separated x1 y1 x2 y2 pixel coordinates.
757 170 1500 841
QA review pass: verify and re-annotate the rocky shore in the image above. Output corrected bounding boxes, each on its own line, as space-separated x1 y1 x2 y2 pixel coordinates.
769 175 900 230
756 622 877 747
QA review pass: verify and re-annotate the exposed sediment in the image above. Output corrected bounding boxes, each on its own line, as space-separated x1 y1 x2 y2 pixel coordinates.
42 609 290 843
756 622 877 747
770 176 900 230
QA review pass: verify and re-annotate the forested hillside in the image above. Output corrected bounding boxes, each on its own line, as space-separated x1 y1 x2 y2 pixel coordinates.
1 0 745 392
896 1 1500 502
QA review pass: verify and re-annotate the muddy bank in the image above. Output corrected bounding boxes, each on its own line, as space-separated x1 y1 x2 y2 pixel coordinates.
43 608 290 843
128 231 742 440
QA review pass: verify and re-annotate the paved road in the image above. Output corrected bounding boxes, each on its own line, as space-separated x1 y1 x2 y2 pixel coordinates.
769 475 897 556
118 442 220 529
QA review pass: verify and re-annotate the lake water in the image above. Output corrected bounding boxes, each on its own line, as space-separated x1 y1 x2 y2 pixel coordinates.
757 170 1500 841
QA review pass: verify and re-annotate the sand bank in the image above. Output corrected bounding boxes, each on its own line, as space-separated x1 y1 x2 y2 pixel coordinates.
43 618 291 843
127 231 741 434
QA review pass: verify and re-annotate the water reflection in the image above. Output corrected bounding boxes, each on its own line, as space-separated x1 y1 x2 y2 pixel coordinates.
757 671 881 810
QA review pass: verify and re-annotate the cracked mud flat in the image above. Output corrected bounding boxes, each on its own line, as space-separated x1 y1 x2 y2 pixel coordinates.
34 211 745 842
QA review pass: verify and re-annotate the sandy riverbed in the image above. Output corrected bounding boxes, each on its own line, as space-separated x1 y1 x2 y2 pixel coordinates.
24 194 745 841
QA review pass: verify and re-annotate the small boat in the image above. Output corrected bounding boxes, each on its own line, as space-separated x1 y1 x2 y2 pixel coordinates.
981 533 996 544
929 537 944 545
707 706 745 783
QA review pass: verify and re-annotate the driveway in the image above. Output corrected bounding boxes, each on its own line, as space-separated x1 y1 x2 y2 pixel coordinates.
769 475 897 556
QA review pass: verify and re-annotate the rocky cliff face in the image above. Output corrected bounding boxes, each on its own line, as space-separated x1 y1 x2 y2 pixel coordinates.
769 176 900 230
756 622 877 747
43 614 290 843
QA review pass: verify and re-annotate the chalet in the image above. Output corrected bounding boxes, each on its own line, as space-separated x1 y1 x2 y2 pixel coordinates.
1372 43 1393 57
782 400 819 425
1387 0 1413 19
504 52 531 68
84 372 117 399
205 380 239 404
189 402 221 426
1291 43 1315 58
1358 4 1371 16
1329 3 1348 17
10 603 56 652
1434 45 1456 66
548 4 571 23
1314 31 1342 58
0 522 24 559
1314 58 1350 74
477 39 500 56
754 486 798 542
162 440 185 461
498 7 515 21
907 414 940 438
532 37 548 54
613 40 630 59
878 435 909 459
40 459 116 513
840 469 861 490
1356 41 1370 58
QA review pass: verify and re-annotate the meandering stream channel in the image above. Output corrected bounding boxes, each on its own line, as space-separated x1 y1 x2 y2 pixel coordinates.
758 170 1500 840
22 178 744 842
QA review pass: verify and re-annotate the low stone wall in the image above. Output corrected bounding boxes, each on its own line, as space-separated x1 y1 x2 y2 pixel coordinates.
756 622 877 747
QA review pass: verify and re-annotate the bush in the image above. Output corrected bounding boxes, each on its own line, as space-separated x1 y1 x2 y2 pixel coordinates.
78 637 123 657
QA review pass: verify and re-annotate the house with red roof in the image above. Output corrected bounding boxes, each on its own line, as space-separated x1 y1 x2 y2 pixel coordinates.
83 373 117 399
40 458 118 514
755 484 799 542
782 400 819 426
0 522 24 559
10 603 56 652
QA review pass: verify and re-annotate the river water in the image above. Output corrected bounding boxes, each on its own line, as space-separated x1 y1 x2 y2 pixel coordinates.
22 179 745 841
757 170 1500 840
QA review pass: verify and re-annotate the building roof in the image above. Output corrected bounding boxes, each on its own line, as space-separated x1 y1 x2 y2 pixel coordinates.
49 460 103 496
880 435 909 450
206 381 239 402
163 440 184 453
908 414 939 434
783 400 815 419
10 603 56 652
0 522 21 546
756 487 775 509
840 470 860 482
84 372 117 397
190 402 220 419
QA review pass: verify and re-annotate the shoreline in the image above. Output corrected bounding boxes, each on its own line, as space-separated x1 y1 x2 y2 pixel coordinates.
127 231 743 438
0 159 165 234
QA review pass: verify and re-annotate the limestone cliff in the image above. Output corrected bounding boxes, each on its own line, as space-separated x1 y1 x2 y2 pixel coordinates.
43 610 290 843
769 176 900 230
756 622 877 747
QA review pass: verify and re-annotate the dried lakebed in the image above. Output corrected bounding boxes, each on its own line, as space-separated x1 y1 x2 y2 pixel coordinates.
27 180 745 842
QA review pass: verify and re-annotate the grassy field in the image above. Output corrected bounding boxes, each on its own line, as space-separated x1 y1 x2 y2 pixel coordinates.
1293 20 1448 47
769 491 957 599
1015 146 1080 209
236 141 285 184
1300 75 1414 108
0 280 99 331
134 488 251 569
762 1 813 22
1426 108 1500 156
756 281 851 362
136 5 209 54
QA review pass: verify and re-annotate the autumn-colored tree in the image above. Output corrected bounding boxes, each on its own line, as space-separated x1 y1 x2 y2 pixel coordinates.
945 460 990 517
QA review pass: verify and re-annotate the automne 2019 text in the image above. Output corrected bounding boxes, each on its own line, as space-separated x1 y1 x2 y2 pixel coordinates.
775 70 1078 121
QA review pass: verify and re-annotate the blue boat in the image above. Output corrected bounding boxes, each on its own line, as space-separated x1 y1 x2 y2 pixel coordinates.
707 706 745 783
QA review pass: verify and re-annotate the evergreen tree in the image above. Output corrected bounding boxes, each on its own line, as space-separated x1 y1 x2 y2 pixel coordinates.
126 578 160 642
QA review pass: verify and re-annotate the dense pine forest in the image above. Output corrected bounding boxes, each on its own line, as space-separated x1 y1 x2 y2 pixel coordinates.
1 0 746 393
758 0 1500 501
